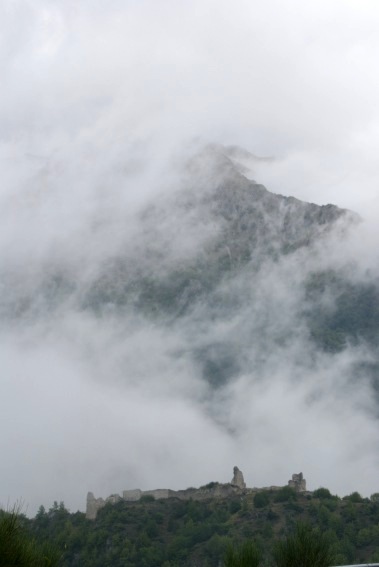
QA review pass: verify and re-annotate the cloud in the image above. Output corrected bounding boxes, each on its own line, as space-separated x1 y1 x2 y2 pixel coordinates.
1 0 379 515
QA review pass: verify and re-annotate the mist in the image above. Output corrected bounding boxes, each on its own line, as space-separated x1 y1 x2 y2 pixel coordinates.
1 0 379 515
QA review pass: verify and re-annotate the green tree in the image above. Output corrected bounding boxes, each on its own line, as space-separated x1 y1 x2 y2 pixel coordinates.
224 540 261 567
0 506 60 566
273 522 335 567
344 491 364 503
313 488 332 499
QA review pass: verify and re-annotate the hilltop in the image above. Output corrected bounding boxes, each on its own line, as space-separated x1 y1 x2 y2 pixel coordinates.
85 467 306 519
22 479 379 566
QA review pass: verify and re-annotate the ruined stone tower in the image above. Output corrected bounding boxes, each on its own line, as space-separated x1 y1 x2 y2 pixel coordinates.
86 467 310 519
288 472 306 492
231 466 246 489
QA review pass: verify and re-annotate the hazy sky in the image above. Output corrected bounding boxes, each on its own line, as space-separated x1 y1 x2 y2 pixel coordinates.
1 0 379 213
1 0 379 515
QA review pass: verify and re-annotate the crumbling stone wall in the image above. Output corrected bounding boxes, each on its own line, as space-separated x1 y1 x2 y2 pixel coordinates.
86 468 308 519
86 492 105 520
122 489 142 501
231 466 246 489
288 472 306 492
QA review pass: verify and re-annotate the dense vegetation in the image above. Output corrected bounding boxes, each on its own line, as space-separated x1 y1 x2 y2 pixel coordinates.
305 269 379 353
0 506 60 566
17 488 379 566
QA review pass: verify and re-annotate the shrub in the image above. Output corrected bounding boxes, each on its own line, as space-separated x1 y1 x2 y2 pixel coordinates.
313 488 332 499
254 492 270 509
140 494 155 503
343 491 364 503
274 486 297 503
201 481 219 489
229 500 242 514
273 522 335 567
0 506 60 566
224 540 261 567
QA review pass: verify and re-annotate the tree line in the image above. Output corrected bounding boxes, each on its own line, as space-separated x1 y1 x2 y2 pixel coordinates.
3 486 379 566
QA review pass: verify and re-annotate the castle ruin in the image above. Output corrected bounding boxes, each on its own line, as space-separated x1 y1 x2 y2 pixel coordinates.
231 466 246 489
86 468 307 519
288 472 306 492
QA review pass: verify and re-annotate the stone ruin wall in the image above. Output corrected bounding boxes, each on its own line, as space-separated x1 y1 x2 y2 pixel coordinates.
86 468 307 519
288 472 306 492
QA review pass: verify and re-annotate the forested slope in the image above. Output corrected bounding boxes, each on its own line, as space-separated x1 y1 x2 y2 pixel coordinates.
25 488 379 567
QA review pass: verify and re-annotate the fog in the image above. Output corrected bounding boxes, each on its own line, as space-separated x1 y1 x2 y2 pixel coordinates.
1 0 379 515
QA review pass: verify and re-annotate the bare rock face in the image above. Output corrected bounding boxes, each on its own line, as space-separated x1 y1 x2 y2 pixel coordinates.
231 466 246 489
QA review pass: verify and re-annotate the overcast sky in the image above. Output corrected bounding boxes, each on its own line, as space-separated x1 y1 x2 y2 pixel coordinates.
1 0 379 515
1 0 379 213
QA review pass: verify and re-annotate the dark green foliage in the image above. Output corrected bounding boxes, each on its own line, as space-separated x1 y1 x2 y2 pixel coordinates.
273 522 335 567
21 489 379 566
344 491 365 503
202 481 220 489
224 540 261 567
140 494 155 503
313 488 333 500
229 500 242 514
253 492 270 509
267 509 279 521
305 270 379 352
0 506 60 566
274 486 297 503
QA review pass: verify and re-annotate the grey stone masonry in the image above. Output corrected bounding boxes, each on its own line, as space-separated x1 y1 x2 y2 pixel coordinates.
86 467 312 519
288 472 306 492
86 492 105 520
231 466 246 489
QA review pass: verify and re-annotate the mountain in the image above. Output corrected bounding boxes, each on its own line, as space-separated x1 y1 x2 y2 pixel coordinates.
1 145 353 319
29 146 378 386
2 143 379 395
2 144 379 513
82 146 352 317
